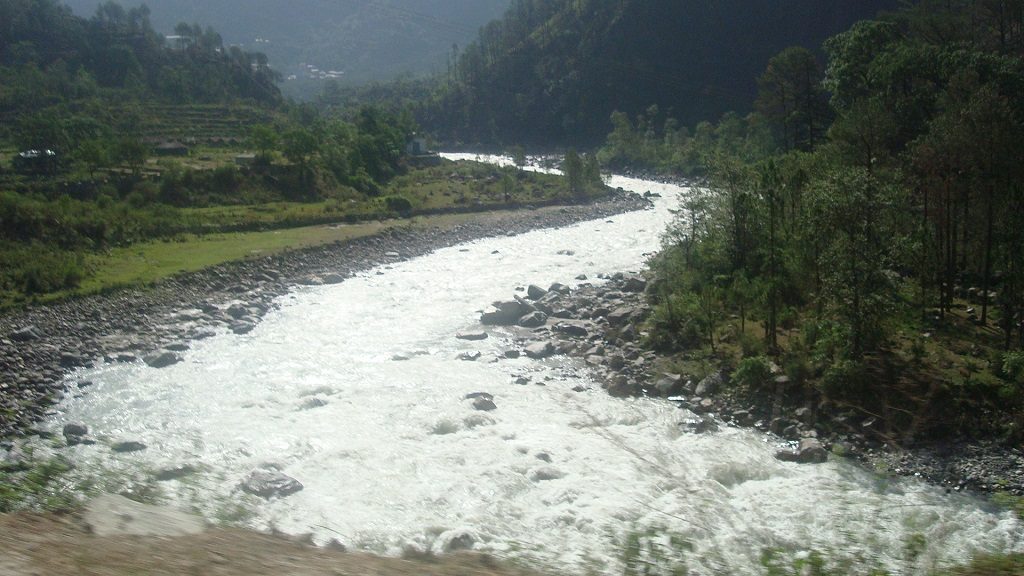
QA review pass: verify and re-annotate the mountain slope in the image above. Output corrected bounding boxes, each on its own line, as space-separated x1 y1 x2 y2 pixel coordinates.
61 0 510 98
420 0 897 147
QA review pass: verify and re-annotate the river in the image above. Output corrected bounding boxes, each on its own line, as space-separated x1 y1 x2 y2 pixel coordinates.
49 155 1022 575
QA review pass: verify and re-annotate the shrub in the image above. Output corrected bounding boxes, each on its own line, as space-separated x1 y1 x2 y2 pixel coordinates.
733 355 772 389
384 194 413 215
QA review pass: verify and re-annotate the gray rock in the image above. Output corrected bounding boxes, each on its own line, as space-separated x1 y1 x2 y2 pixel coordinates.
548 282 571 294
230 321 256 335
456 332 488 341
111 440 148 453
504 350 521 359
553 321 589 338
607 306 635 326
458 351 482 361
165 342 190 352
155 465 199 481
144 351 182 369
226 304 249 319
529 466 565 481
441 530 477 552
322 273 346 284
60 352 86 368
518 311 549 328
695 372 723 396
480 300 529 325
794 407 814 425
10 326 42 342
472 397 497 411
622 275 648 293
654 374 683 396
775 438 828 464
240 470 304 499
683 416 719 434
524 341 555 359
299 397 328 410
63 422 89 438
527 285 548 300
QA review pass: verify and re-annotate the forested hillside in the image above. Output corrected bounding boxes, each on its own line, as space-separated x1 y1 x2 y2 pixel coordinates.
61 0 510 98
607 0 1024 443
416 0 896 147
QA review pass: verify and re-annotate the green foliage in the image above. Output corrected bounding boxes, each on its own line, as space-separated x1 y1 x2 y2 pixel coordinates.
383 195 413 215
646 292 708 352
415 0 888 146
0 456 76 513
1003 352 1024 385
733 355 772 389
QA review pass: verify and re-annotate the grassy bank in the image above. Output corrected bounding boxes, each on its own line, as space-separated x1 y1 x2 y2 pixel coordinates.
0 159 598 309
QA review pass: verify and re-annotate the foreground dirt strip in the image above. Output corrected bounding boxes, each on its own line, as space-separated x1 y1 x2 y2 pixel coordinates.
0 512 548 576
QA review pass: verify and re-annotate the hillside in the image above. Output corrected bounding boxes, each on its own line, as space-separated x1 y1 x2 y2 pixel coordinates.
418 0 897 147
61 0 510 99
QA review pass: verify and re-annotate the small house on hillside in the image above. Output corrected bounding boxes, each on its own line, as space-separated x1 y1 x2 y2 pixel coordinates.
406 135 429 156
405 135 441 167
153 141 190 157
13 149 58 174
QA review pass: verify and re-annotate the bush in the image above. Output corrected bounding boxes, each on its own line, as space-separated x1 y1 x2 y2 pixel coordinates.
646 293 706 351
733 355 772 389
384 194 413 215
818 359 869 399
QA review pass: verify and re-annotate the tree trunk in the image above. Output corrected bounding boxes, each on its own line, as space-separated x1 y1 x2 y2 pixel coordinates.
981 182 995 325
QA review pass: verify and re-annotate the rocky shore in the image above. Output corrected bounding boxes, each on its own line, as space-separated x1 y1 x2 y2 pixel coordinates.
0 191 650 443
476 274 1024 498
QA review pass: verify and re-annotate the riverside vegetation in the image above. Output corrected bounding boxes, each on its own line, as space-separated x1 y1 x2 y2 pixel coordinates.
0 0 610 309
586 0 1024 500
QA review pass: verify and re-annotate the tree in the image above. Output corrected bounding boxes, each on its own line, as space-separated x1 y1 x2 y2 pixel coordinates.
116 136 147 175
282 128 318 176
76 139 110 178
563 148 584 198
755 46 831 151
250 124 278 164
808 167 899 358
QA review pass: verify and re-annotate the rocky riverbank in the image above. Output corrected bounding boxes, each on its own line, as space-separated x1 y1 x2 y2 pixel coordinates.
0 192 651 443
474 274 1024 498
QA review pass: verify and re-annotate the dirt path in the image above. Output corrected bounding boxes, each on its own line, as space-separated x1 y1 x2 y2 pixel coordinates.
0 511 546 576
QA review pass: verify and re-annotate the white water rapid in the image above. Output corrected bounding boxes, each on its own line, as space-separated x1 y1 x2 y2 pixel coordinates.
51 155 1022 575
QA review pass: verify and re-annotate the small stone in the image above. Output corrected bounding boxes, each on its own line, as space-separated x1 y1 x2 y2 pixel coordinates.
456 332 488 341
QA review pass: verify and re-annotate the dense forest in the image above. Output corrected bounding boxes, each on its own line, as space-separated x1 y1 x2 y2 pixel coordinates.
411 0 896 147
599 0 1024 443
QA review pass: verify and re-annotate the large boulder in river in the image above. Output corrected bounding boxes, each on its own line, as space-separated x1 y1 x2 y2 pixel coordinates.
775 438 828 464
480 300 529 325
144 351 182 369
63 422 89 444
240 470 304 499
526 285 548 300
